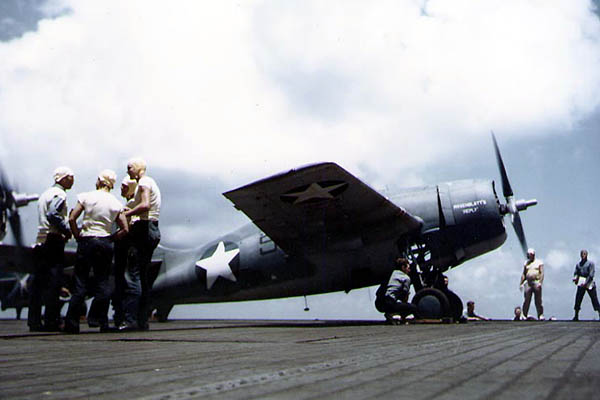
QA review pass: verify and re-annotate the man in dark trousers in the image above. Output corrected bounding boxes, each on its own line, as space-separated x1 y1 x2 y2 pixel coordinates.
375 257 419 324
121 158 161 331
572 249 600 321
28 167 74 332
63 170 128 333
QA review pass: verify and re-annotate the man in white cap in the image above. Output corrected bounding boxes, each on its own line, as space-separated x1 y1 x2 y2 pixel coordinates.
519 248 544 320
28 166 74 332
63 170 128 333
121 157 161 331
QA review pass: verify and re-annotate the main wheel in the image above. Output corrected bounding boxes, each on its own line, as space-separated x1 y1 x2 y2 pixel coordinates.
444 289 464 322
412 288 450 320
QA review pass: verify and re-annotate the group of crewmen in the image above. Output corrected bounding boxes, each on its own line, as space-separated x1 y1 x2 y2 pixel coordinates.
27 158 161 333
516 247 599 321
375 247 599 324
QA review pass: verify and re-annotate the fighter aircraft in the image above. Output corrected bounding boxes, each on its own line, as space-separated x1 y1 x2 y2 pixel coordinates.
0 134 536 322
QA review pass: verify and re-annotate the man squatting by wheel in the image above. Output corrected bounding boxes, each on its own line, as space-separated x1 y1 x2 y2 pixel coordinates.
375 257 419 324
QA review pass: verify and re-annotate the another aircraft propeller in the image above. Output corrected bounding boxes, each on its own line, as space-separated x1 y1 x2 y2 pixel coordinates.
0 165 38 247
491 132 537 256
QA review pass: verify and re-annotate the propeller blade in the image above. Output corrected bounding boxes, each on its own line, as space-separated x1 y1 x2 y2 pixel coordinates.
491 133 536 258
8 209 24 247
491 131 514 198
0 163 36 247
511 211 528 257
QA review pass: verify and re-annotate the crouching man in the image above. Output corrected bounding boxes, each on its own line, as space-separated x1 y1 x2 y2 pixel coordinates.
375 257 419 324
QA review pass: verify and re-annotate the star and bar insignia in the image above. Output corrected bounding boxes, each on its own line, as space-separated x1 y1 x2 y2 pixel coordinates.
280 180 348 205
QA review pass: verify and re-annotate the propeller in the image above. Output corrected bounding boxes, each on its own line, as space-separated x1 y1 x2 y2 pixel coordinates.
491 132 538 257
0 165 38 247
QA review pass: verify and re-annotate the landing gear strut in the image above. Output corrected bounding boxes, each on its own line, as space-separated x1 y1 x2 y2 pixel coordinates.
400 240 465 323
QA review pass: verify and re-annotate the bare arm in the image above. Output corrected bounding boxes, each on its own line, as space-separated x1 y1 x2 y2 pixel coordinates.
68 202 84 241
113 211 129 240
539 264 544 285
124 185 150 219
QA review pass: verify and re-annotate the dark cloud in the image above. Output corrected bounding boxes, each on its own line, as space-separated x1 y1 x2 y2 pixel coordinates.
152 168 250 248
0 0 69 41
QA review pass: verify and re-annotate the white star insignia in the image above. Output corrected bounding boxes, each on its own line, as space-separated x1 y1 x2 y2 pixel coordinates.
282 182 347 205
195 241 239 289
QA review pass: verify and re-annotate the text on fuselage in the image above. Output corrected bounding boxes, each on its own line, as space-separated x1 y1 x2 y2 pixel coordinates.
453 199 487 215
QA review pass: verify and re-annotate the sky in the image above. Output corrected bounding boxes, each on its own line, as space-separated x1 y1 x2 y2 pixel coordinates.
1 0 600 321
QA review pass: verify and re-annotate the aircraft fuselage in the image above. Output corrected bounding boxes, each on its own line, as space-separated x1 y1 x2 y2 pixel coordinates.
150 179 507 308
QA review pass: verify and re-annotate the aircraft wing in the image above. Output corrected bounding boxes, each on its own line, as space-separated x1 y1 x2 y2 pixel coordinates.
223 162 422 255
0 244 77 273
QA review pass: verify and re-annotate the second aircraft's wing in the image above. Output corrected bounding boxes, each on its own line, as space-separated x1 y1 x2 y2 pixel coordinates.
0 245 36 273
0 244 77 274
223 162 422 255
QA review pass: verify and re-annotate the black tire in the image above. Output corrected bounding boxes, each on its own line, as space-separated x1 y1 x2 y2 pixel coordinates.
444 289 464 322
412 288 450 320
155 304 173 322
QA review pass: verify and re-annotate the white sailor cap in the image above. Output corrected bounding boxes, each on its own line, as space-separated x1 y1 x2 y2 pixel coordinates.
121 175 137 196
98 169 117 189
53 166 74 182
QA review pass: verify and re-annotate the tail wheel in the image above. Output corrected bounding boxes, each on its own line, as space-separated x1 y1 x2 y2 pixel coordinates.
412 288 450 320
155 304 174 322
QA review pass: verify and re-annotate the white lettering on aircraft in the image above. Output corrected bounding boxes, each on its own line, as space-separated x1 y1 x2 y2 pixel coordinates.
453 199 487 215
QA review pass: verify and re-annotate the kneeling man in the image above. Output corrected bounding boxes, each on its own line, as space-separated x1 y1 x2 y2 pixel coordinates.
375 258 419 324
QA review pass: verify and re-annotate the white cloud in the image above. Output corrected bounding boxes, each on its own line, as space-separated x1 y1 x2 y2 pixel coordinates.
546 248 572 271
2 1 600 320
1 0 599 191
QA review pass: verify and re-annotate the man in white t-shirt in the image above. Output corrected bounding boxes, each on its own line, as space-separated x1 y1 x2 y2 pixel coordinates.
120 157 161 331
63 170 128 333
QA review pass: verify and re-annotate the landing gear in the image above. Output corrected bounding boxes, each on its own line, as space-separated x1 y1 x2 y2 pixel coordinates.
445 290 464 322
400 239 465 323
412 288 450 320
411 288 464 322
154 304 173 322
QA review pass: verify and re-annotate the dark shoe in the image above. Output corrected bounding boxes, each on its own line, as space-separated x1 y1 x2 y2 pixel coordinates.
117 323 138 332
62 323 80 334
29 324 45 332
43 324 62 332
88 319 108 329
100 325 118 333
572 316 579 321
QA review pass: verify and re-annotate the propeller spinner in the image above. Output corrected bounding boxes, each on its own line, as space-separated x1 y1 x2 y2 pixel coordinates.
491 132 537 256
0 166 38 247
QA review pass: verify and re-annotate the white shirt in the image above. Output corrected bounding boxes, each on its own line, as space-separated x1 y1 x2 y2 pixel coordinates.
36 184 68 244
77 190 123 237
132 175 161 221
